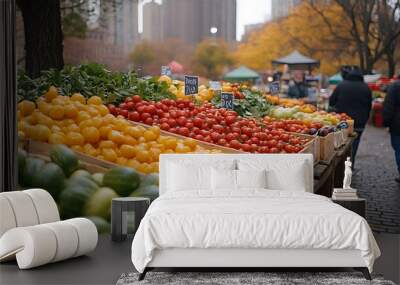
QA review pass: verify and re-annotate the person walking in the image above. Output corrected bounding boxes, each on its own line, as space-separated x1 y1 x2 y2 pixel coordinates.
287 70 308 98
329 68 372 169
383 76 400 183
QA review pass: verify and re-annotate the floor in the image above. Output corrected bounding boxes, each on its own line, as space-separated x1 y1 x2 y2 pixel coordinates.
1 233 399 285
353 125 400 233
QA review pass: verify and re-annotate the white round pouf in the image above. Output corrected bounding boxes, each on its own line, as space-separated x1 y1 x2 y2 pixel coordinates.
0 196 17 237
24 189 60 223
65 218 98 257
1 191 39 227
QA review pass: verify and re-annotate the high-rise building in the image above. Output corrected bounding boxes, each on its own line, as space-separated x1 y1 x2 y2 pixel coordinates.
141 0 237 45
271 0 301 20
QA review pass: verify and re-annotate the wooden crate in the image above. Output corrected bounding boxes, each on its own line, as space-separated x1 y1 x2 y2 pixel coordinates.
319 132 335 162
287 133 319 164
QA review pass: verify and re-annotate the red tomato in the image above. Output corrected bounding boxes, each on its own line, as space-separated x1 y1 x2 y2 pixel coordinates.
210 132 221 142
108 104 118 115
160 122 170 130
128 111 140 121
132 95 141 103
194 134 204 141
193 117 203 128
178 127 190 137
266 139 278 148
229 139 240 149
241 144 252 152
144 117 153 125
119 109 128 117
136 105 145 113
126 102 134 110
270 147 280 153
177 116 187 126
168 118 177 127
218 138 227 145
141 112 151 121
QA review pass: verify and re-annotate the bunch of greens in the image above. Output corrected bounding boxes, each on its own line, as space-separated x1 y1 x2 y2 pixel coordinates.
17 63 173 104
212 89 272 118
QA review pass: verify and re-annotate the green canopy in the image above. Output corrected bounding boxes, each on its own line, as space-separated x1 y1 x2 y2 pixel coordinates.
329 73 343 85
223 66 260 81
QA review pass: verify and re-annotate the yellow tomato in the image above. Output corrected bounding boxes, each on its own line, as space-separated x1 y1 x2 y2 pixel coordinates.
48 133 66 144
83 143 99 156
175 143 191 153
87 96 102 105
136 150 150 163
123 136 137 146
127 159 141 169
37 101 50 116
103 114 116 125
76 111 91 123
67 124 80 133
32 124 51 142
163 138 178 150
115 157 128 166
99 126 112 139
70 145 83 152
65 132 85 146
35 113 54 127
87 106 100 117
70 93 86 104
99 140 116 149
158 75 172 85
126 126 143 139
183 139 197 150
149 148 161 162
96 105 109 116
60 119 75 127
18 100 35 116
102 148 117 162
82 126 100 144
64 104 78 119
108 130 125 145
51 125 62 133
143 130 157 142
91 116 103 128
148 126 160 137
137 163 151 174
150 162 159 173
44 86 59 102
48 105 65 120
120 144 136 159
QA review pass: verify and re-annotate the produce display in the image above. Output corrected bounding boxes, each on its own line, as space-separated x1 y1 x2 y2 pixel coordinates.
17 91 211 174
111 97 310 153
18 145 159 233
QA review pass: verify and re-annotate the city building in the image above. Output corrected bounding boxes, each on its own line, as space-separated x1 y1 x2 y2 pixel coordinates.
141 0 237 45
271 0 301 20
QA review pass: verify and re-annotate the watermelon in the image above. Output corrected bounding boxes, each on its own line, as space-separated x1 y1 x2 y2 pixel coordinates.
17 149 27 185
85 187 118 220
33 162 66 201
140 173 159 187
70 169 93 180
49 144 79 177
91 173 104 186
86 216 111 234
59 176 98 219
130 185 159 202
21 157 45 187
103 167 140 196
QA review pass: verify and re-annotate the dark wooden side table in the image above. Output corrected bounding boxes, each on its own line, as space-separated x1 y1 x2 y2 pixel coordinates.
111 197 150 242
332 198 366 218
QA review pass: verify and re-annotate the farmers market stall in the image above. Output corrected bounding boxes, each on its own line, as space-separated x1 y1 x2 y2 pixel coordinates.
16 64 356 234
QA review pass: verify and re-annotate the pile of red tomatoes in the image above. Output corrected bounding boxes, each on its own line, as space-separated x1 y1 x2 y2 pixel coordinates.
108 96 309 153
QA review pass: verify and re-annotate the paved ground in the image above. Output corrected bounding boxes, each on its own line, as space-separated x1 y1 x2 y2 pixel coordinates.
352 125 400 234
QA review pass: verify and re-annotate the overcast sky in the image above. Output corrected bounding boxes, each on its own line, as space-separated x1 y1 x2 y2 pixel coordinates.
236 0 270 41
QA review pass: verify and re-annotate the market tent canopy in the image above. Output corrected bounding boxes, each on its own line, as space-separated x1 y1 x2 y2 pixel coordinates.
272 50 320 66
223 66 260 81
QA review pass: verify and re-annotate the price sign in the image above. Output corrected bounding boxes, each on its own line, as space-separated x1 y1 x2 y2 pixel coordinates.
209 81 221 91
161 66 172 76
184 75 199 96
221 92 234 109
270 81 280 95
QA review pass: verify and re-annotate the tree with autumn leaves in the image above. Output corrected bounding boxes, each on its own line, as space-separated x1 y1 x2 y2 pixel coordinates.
237 0 400 76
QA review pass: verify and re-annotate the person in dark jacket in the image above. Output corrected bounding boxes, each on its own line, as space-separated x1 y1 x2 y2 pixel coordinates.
329 69 372 169
383 76 400 183
287 70 308 98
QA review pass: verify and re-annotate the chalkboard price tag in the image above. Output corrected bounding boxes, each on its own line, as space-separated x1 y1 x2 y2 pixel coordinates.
221 92 234 109
161 66 172 76
209 81 221 91
184 75 199 96
270 81 280 95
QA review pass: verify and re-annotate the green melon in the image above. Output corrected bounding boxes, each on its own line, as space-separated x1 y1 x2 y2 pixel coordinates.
49 144 79 177
86 216 111 234
33 162 66 201
91 173 104 186
130 185 159 202
70 169 93 180
103 167 140 196
17 149 27 185
59 176 98 219
140 173 159 187
21 157 45 187
85 187 118 220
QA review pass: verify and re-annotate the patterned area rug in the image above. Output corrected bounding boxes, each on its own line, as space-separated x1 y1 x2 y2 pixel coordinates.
117 271 396 285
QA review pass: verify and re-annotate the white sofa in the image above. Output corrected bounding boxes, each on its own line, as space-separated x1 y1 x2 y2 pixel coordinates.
0 189 98 269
